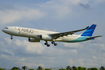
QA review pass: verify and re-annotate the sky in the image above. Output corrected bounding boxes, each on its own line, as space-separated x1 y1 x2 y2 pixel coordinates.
0 0 105 69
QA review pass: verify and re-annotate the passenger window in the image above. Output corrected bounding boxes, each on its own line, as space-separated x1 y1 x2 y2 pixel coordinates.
4 27 8 29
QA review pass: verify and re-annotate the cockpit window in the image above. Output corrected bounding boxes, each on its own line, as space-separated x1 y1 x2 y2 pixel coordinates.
4 27 8 29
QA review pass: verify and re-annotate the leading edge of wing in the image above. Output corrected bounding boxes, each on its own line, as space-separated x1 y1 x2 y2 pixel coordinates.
49 26 89 39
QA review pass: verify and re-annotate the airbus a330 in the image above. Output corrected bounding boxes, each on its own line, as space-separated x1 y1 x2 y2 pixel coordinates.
2 24 101 47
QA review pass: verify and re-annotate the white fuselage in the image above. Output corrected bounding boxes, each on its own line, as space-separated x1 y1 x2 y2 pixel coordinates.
2 26 80 42
2 24 101 47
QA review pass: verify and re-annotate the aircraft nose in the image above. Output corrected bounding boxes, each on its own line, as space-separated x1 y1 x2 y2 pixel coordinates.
2 27 9 33
2 29 5 32
2 29 6 33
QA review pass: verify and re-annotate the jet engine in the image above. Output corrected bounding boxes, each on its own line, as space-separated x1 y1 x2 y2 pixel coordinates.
40 34 52 41
28 38 40 42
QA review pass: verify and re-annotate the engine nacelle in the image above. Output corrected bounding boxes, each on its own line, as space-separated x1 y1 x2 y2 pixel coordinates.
28 38 40 42
40 34 52 41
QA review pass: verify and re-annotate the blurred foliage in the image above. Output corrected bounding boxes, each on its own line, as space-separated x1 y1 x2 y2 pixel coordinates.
37 66 42 70
29 69 34 70
87 68 98 70
66 66 71 70
11 67 20 70
0 68 4 70
1 65 105 70
45 68 51 70
22 66 27 70
59 68 66 70
100 66 105 70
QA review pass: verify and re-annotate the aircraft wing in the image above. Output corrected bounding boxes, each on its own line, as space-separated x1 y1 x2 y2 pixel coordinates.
49 26 89 39
87 35 102 40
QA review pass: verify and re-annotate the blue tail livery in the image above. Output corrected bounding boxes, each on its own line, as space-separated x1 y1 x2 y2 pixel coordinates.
81 24 96 36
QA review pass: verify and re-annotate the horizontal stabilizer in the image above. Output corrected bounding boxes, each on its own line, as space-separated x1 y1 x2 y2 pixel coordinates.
87 35 102 40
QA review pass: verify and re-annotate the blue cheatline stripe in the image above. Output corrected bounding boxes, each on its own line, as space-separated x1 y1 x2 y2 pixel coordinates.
81 24 96 36
66 36 88 42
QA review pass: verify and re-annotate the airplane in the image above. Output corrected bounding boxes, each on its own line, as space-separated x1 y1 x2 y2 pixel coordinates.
2 24 102 47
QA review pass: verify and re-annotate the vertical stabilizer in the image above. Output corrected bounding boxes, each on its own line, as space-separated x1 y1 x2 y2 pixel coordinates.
81 24 96 36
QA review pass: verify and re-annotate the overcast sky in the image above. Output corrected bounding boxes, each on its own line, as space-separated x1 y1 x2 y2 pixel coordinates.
0 0 105 69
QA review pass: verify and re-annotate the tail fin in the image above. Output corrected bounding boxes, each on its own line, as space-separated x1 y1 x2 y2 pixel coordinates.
81 24 96 36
